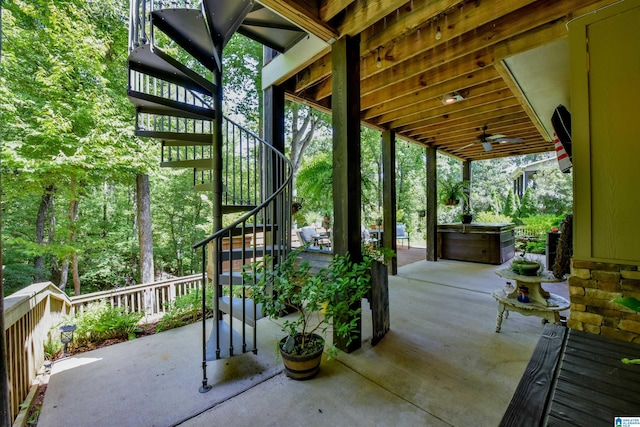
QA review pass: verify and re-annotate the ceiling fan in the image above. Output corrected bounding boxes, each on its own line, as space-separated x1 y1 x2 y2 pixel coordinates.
457 125 524 152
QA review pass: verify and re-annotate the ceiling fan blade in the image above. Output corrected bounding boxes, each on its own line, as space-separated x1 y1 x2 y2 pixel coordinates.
486 134 505 140
456 142 475 151
481 141 493 151
495 138 524 143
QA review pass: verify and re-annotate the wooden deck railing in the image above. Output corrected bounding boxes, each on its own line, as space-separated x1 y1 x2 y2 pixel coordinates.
70 274 203 321
4 274 203 423
4 282 73 423
514 226 545 240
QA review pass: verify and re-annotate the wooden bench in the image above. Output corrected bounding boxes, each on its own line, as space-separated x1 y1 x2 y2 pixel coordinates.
501 324 640 426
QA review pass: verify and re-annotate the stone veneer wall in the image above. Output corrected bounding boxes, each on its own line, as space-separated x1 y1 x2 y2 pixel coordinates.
568 259 640 341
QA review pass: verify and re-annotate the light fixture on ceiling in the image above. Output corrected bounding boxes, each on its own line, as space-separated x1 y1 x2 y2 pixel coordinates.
376 47 382 68
434 13 443 41
442 92 464 105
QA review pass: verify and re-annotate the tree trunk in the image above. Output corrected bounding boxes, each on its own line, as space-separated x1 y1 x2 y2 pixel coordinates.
34 185 55 281
69 178 81 296
136 173 154 283
69 197 80 296
289 104 319 195
59 261 69 292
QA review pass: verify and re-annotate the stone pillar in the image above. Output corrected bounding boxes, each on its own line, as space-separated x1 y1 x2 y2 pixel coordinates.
568 259 640 340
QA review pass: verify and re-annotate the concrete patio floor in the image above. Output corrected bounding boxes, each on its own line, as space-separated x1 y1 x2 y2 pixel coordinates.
37 255 569 427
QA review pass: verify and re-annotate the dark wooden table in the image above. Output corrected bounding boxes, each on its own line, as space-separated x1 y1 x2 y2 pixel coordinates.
501 324 640 426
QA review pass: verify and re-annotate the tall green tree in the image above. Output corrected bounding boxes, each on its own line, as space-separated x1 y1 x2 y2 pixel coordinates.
519 187 537 218
223 34 263 133
503 188 520 219
1 0 154 294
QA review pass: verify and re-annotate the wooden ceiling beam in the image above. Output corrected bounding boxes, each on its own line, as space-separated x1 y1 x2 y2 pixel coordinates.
273 0 620 161
357 0 582 88
443 131 548 151
336 0 413 37
291 0 572 98
407 106 528 139
378 80 510 127
359 0 460 55
417 114 535 142
435 137 535 155
362 66 500 117
410 110 530 139
398 97 524 133
434 121 541 145
300 0 605 101
320 0 358 22
360 0 538 57
310 0 586 103
257 0 339 42
378 80 510 126
461 141 553 161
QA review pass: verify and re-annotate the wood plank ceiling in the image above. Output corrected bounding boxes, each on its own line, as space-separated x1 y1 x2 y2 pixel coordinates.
258 0 620 161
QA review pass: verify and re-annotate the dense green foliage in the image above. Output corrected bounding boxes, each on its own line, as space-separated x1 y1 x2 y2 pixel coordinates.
1 0 155 294
69 301 144 348
156 287 213 332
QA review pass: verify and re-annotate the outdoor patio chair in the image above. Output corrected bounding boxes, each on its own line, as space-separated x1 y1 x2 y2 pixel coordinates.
297 226 331 249
396 223 410 248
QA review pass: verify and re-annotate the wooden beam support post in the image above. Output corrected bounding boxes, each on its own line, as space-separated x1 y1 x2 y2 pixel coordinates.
331 34 362 353
426 146 437 261
381 130 398 275
263 74 287 248
462 159 472 210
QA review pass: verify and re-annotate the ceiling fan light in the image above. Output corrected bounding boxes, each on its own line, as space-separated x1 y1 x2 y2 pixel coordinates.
442 92 464 105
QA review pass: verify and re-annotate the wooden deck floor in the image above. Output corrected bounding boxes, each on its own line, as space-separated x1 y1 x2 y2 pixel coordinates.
396 245 426 267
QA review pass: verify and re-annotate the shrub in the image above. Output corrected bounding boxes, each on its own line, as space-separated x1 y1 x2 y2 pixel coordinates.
70 301 144 347
43 336 62 360
156 286 213 332
520 214 563 236
525 239 547 254
475 211 513 224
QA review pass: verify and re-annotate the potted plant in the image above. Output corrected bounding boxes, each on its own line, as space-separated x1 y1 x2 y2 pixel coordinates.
461 204 473 224
510 249 541 276
247 248 373 380
439 179 469 206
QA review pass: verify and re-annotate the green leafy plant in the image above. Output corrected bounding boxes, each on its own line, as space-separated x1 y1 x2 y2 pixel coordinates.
156 287 214 332
70 301 144 348
247 248 375 360
612 297 640 364
438 179 469 206
510 248 542 276
43 335 62 360
475 211 513 224
519 214 563 236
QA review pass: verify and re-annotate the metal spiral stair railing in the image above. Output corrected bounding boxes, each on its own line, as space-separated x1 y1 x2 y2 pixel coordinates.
127 0 292 393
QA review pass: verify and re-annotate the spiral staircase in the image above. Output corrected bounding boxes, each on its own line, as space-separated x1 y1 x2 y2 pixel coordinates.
127 0 295 392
